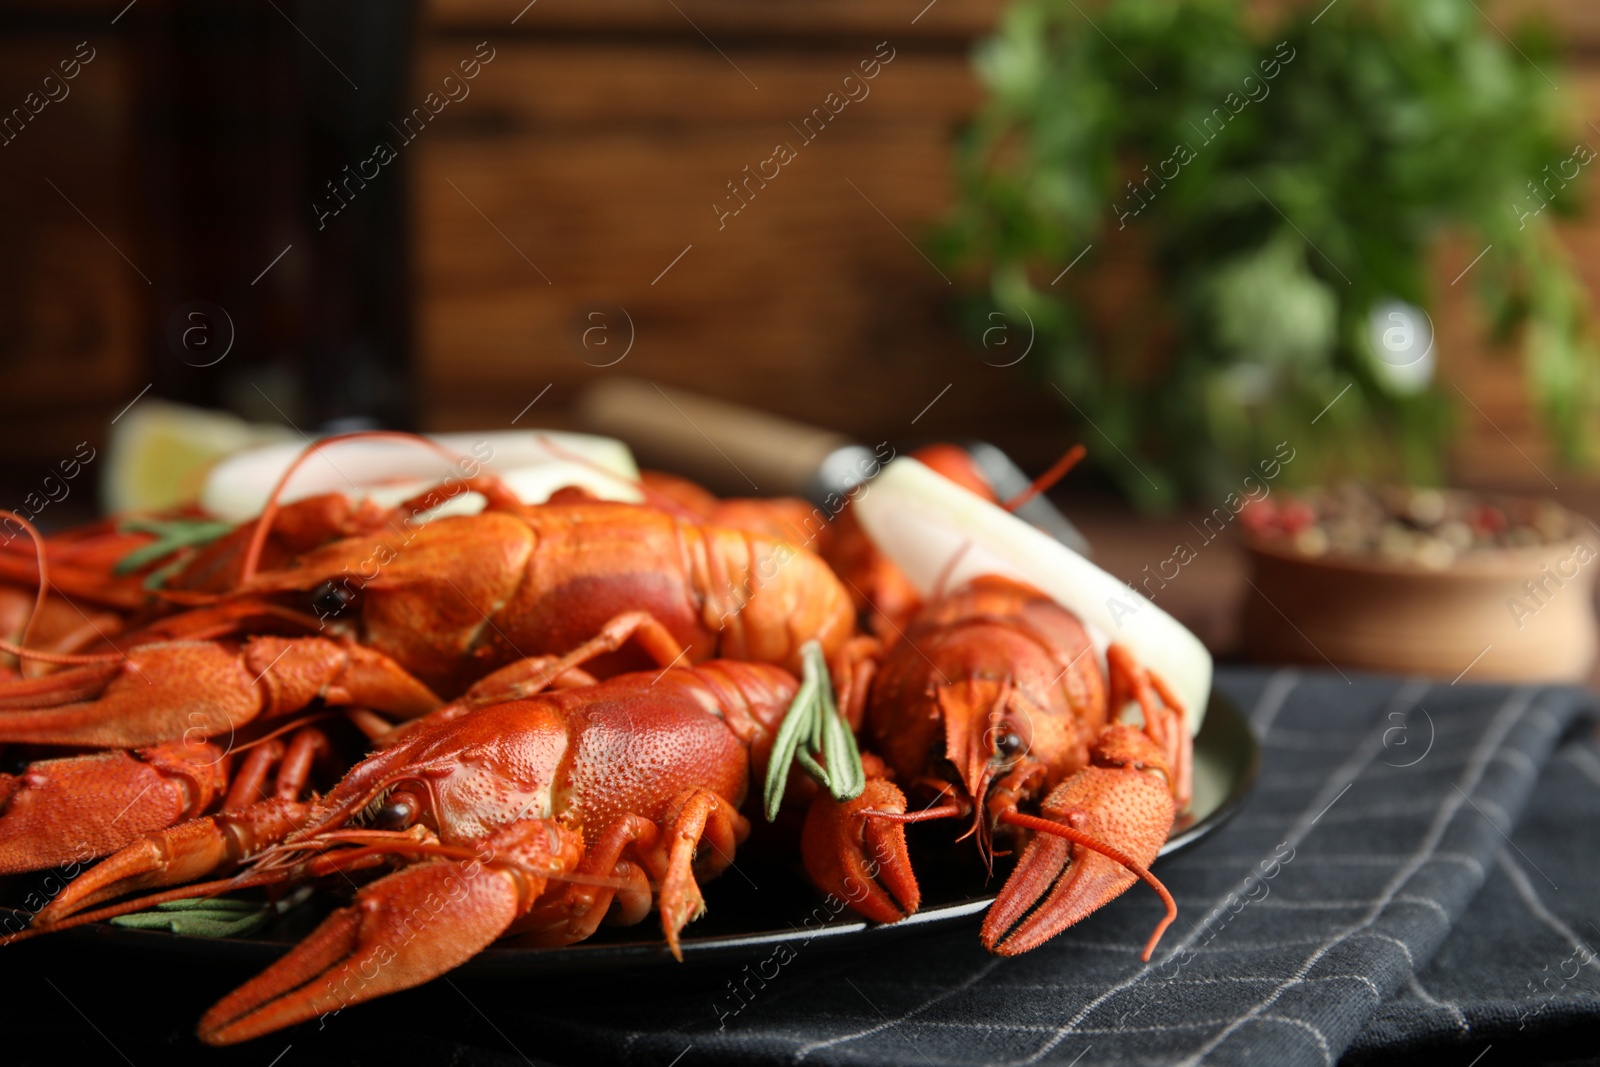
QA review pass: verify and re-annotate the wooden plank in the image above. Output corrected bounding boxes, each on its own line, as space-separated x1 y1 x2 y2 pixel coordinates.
0 39 143 458
408 11 1600 486
407 39 1071 469
425 0 1005 42
411 39 974 129
411 115 1062 456
1500 0 1600 50
1439 65 1600 490
425 0 1600 50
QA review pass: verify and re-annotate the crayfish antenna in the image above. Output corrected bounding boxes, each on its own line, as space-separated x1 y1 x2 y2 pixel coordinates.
0 509 57 659
238 430 481 583
1001 443 1087 513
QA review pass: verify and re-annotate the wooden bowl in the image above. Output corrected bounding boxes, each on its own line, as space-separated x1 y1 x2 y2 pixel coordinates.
1241 536 1599 683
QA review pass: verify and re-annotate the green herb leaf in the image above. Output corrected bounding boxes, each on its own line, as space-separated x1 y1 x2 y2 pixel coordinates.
762 640 867 821
942 0 1597 504
114 518 235 579
762 667 818 822
109 896 272 939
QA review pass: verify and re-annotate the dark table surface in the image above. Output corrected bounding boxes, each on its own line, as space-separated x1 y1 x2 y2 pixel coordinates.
2 667 1598 1067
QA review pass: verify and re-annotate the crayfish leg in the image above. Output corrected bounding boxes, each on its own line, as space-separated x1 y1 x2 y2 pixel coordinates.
515 812 660 947
1105 643 1192 810
652 788 748 961
30 797 311 927
373 614 680 748
462 610 684 705
829 635 882 731
515 789 748 957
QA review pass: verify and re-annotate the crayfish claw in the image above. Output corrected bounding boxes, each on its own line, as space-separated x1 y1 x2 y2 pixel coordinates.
980 817 1073 955
801 777 920 924
982 728 1177 959
0 741 227 876
199 860 519 1045
0 637 439 749
199 820 581 1045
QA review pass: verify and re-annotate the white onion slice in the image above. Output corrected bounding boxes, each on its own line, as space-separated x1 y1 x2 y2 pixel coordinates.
199 431 641 524
853 457 1211 734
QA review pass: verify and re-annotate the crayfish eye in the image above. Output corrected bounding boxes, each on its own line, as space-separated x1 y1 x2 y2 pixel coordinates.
374 789 422 831
311 581 356 618
993 731 1025 759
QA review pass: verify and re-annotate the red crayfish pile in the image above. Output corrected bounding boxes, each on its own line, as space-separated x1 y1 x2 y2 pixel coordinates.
0 434 1190 1044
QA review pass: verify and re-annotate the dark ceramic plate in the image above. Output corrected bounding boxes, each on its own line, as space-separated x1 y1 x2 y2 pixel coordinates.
58 690 1258 975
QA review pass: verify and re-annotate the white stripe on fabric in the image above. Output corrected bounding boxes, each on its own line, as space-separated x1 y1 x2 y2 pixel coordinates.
1496 849 1597 958
1258 1013 1333 1064
1567 745 1600 791
788 959 1001 1062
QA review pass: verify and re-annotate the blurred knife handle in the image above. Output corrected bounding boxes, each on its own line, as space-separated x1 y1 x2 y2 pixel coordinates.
580 378 852 498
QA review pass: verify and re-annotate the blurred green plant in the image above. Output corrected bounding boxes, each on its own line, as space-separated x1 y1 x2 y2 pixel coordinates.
940 0 1600 509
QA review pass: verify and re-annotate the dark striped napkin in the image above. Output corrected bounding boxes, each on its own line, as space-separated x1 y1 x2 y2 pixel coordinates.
1346 714 1600 1064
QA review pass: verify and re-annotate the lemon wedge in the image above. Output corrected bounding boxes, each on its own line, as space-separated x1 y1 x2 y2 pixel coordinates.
103 400 299 514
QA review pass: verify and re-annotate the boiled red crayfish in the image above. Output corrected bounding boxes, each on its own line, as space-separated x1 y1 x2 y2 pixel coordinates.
0 436 859 747
0 436 861 875
0 502 413 871
17 639 893 1046
805 574 1191 959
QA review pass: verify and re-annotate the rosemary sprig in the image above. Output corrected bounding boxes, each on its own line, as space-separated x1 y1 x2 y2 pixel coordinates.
109 897 273 939
763 640 865 821
113 517 235 587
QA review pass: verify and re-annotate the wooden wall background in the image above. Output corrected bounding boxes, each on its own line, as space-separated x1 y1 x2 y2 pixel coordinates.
411 0 1033 474
408 0 1600 492
0 26 141 465
2 0 1599 498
